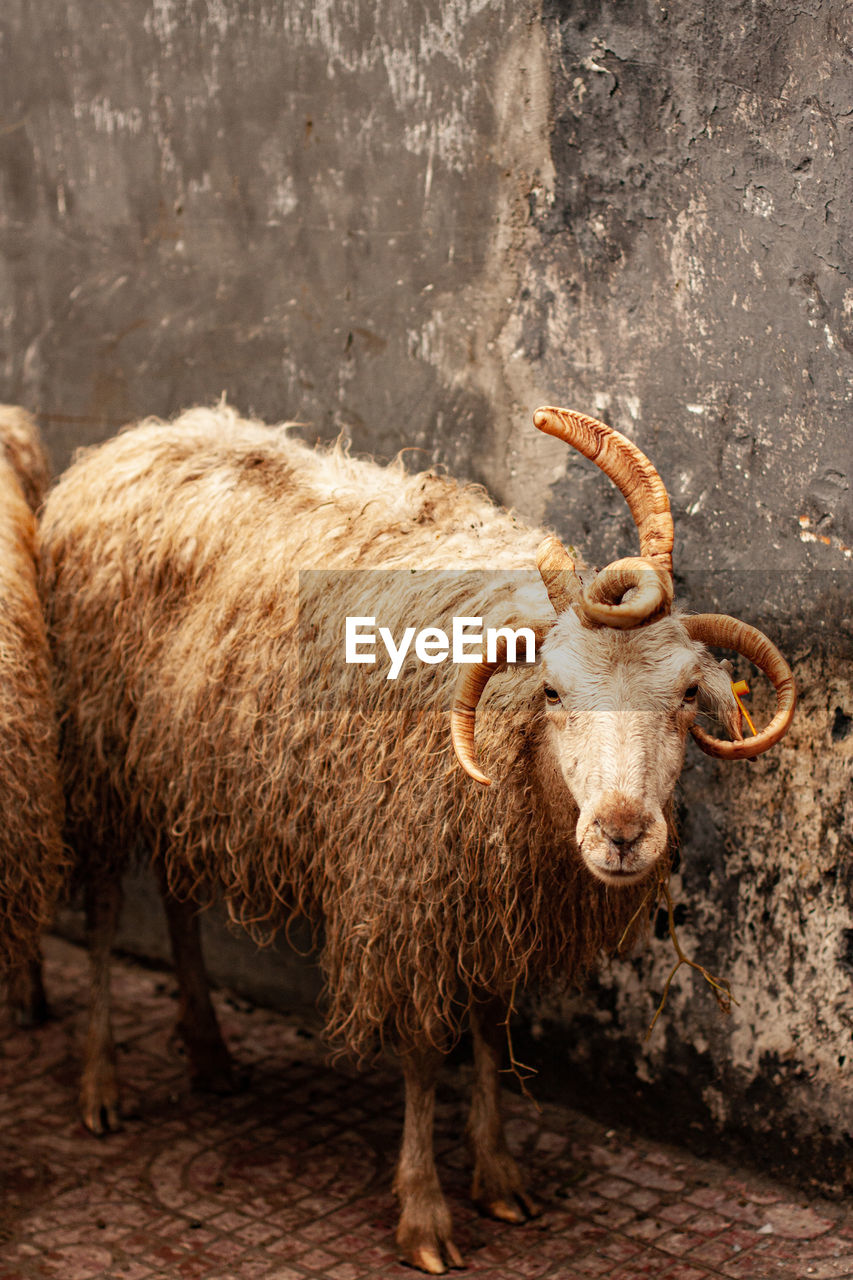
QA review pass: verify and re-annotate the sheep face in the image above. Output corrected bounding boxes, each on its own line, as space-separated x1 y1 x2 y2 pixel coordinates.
539 613 738 886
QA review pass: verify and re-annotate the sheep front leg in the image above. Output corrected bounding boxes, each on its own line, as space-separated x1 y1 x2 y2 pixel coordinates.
394 1045 464 1274
80 872 123 1134
468 996 540 1222
157 875 234 1092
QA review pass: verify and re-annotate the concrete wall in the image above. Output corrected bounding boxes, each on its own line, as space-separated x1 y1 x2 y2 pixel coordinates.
3 1 851 1191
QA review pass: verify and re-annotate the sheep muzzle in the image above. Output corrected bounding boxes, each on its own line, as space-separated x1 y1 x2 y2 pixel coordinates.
577 793 667 885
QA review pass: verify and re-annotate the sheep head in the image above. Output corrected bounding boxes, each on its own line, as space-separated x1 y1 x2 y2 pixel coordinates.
451 405 796 886
537 611 739 884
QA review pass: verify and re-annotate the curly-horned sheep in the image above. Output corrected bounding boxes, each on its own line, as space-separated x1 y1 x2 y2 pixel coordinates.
0 406 64 1022
37 403 794 1273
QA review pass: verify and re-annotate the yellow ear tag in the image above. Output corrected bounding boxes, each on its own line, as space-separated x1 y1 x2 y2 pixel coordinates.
731 679 757 737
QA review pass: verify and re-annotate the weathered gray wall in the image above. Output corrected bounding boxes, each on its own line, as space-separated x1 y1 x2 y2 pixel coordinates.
3 0 851 1191
519 0 853 1195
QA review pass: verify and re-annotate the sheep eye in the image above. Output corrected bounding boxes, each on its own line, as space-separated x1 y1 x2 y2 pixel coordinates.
683 684 699 703
544 685 561 705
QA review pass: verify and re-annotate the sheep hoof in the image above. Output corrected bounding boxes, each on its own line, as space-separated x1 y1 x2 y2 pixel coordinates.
397 1221 465 1274
81 1099 123 1136
79 1070 122 1135
483 1197 525 1223
412 1246 446 1274
404 1239 465 1274
445 1240 465 1269
518 1190 541 1219
480 1190 540 1223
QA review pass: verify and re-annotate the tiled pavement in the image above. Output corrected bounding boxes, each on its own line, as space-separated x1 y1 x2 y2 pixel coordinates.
1 937 851 1280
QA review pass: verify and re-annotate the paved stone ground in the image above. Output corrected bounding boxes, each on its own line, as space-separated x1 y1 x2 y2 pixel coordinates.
1 937 851 1280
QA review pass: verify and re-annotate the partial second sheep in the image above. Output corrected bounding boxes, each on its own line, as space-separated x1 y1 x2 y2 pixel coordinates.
37 403 793 1274
0 406 65 1024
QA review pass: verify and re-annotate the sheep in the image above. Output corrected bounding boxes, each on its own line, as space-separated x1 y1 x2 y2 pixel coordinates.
37 403 795 1273
0 406 65 1024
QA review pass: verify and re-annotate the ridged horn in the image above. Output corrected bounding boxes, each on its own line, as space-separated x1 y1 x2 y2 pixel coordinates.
534 406 674 572
536 533 583 614
534 406 674 627
450 638 509 786
581 557 674 629
683 614 796 759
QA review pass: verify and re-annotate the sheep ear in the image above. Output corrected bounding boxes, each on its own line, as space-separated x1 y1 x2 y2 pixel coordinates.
699 681 743 744
714 661 744 742
694 658 742 743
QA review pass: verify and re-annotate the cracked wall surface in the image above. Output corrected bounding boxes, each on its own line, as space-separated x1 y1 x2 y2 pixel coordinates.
2 0 851 1191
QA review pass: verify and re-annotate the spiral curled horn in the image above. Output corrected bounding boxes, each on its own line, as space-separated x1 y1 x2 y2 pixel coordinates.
683 614 796 759
533 406 675 628
451 405 796 784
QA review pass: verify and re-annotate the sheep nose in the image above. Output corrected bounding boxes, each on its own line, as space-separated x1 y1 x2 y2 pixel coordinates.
593 796 654 856
595 817 644 849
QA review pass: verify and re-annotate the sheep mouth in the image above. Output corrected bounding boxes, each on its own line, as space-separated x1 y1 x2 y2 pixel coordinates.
578 835 662 887
576 806 667 888
585 861 653 887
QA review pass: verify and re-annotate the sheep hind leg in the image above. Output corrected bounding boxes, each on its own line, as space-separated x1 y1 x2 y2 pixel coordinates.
157 876 235 1093
467 996 541 1223
80 871 123 1134
394 1044 464 1274
7 953 49 1027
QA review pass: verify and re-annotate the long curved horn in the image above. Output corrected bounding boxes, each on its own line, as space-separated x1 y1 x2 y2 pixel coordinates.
450 651 504 786
448 655 502 783
534 406 674 627
683 614 796 759
534 406 674 572
452 631 539 786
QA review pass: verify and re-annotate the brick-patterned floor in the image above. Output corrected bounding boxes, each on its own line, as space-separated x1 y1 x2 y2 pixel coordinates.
1 937 851 1280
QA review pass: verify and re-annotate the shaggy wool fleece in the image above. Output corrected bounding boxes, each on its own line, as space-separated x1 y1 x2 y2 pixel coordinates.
40 406 658 1056
0 406 65 972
